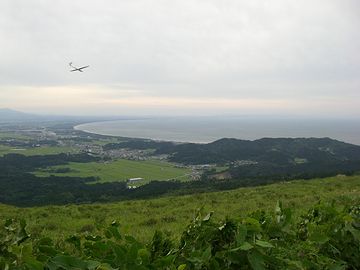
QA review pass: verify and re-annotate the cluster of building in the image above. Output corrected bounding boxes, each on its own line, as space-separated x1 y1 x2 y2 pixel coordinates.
230 160 258 167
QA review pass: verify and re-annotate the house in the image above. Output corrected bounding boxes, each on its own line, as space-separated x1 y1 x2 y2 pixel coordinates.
128 177 144 183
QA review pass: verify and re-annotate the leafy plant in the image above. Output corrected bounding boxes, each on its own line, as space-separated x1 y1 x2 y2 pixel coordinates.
1 201 359 269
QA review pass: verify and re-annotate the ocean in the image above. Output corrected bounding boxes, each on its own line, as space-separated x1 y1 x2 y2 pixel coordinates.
75 116 360 145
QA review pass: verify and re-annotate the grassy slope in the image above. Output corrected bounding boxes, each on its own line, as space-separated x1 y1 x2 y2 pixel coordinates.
0 175 359 242
34 159 192 183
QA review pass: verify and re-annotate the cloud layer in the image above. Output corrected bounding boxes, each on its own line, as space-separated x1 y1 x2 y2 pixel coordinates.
0 0 359 116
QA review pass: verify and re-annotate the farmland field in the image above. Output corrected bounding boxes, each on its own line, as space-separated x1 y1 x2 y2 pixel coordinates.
34 159 192 184
0 145 12 155
0 132 31 140
1 174 359 242
0 145 78 156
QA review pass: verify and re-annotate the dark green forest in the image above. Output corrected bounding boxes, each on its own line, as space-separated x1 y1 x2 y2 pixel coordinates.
104 137 360 165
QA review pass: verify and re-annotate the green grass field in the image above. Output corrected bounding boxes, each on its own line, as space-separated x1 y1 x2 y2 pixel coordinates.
0 145 12 155
0 132 32 140
1 175 359 242
215 166 229 172
34 159 192 184
91 137 124 146
0 145 78 156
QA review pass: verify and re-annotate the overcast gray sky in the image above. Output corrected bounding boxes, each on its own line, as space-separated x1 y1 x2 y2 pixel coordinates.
0 0 359 116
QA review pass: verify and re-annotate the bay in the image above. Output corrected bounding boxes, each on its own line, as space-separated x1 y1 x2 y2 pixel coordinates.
75 116 360 145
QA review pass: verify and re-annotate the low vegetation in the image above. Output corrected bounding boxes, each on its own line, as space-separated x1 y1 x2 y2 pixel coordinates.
1 199 359 269
1 175 359 242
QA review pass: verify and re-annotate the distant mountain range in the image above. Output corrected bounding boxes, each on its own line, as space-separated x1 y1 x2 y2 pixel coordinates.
0 108 42 122
0 108 126 123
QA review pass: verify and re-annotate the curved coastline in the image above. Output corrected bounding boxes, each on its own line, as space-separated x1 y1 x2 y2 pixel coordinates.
74 121 119 137
74 120 149 140
73 120 204 143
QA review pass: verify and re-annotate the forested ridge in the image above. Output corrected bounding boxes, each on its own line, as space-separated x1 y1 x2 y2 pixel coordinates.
103 137 360 164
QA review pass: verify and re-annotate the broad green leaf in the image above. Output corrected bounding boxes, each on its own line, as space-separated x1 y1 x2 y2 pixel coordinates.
243 218 262 233
202 246 212 261
328 262 347 270
138 248 150 265
247 250 266 270
308 232 330 244
240 241 254 251
209 258 221 270
66 235 81 250
156 255 176 267
96 264 118 270
236 224 247 246
125 235 137 243
111 243 126 262
24 258 44 270
178 264 187 270
15 219 30 245
38 245 58 256
37 237 53 246
49 255 101 270
127 243 139 262
346 224 360 241
106 226 121 240
255 240 274 248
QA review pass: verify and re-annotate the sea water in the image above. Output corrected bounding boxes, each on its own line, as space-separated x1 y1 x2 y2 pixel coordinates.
75 116 360 145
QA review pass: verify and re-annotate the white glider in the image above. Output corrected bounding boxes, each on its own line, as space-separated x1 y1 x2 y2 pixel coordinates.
69 62 89 72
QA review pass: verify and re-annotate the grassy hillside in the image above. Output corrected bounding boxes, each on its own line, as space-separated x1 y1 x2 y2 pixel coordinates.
1 175 359 242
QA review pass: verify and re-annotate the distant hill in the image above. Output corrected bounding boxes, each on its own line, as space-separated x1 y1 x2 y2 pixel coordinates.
164 137 360 164
0 108 136 124
0 108 42 122
104 137 360 180
160 137 360 180
105 137 360 165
